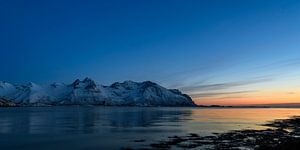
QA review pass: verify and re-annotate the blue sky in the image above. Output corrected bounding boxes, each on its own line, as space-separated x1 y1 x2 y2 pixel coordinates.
1 0 300 104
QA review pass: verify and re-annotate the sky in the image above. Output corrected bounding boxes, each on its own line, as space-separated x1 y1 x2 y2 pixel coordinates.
1 0 300 105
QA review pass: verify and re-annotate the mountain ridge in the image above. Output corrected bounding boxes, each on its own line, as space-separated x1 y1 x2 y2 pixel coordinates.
0 78 196 107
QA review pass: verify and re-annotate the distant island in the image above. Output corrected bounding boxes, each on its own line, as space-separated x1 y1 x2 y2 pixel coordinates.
198 103 300 108
0 78 196 107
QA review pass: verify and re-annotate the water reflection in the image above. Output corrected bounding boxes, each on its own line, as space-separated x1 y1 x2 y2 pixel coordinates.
0 107 193 134
1 107 300 150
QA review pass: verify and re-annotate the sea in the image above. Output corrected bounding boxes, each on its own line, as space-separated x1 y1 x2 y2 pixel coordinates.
0 107 300 149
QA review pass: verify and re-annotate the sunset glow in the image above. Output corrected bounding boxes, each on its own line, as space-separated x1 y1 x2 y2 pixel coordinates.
1 0 300 106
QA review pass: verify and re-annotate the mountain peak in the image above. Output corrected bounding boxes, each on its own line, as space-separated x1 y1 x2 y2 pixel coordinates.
0 81 7 87
71 79 80 88
0 79 196 107
142 81 158 87
123 80 135 84
83 77 94 83
70 78 98 90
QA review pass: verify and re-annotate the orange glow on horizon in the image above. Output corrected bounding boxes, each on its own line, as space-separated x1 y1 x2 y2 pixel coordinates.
192 89 300 106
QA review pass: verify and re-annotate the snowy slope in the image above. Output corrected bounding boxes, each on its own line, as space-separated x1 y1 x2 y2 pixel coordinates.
0 78 196 106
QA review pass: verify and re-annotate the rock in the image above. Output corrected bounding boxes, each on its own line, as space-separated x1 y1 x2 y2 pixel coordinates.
143 116 300 150
0 98 17 107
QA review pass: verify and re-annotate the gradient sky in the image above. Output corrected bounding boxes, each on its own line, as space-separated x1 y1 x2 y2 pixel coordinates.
1 0 300 105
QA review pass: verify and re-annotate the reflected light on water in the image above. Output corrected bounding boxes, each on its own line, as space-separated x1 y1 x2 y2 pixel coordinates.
185 108 300 134
1 107 300 149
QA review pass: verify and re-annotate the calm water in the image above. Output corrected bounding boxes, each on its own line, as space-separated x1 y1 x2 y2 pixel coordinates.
0 107 300 150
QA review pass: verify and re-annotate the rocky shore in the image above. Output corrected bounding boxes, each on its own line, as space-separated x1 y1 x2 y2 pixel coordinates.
125 116 300 150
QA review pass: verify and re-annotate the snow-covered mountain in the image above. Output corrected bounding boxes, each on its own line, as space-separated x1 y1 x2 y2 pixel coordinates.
0 78 196 106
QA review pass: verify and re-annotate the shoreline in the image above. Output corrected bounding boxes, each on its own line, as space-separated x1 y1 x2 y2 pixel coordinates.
126 116 300 150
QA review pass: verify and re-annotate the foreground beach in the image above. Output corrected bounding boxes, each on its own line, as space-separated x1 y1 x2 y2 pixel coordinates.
127 116 300 150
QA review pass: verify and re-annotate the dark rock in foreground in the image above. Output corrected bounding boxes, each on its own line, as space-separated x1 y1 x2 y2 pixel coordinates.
129 116 300 150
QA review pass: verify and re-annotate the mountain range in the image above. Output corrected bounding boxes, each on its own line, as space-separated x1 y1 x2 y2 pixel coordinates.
0 78 196 107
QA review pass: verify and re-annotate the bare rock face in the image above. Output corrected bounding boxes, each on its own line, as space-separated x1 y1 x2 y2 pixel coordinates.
0 78 196 107
0 98 17 107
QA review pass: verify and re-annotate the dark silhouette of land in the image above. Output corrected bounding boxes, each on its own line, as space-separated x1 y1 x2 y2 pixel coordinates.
197 103 300 108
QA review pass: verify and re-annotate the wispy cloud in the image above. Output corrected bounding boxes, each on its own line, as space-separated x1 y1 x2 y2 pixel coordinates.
287 92 295 95
160 57 239 87
259 58 300 69
180 77 272 93
163 57 300 103
213 95 247 100
189 90 257 98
